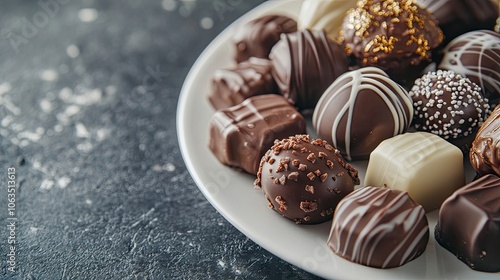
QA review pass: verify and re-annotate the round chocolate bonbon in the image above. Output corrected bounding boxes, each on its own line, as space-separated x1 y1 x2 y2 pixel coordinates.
255 135 360 224
327 186 429 269
470 104 500 177
313 67 413 161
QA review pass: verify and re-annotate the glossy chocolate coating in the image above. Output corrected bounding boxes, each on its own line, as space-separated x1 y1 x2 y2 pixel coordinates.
208 95 306 175
339 0 443 74
470 104 500 176
328 186 429 269
416 0 499 45
208 57 278 110
255 135 360 224
270 29 349 111
410 70 490 149
232 15 297 63
435 174 500 272
439 30 500 106
312 67 413 161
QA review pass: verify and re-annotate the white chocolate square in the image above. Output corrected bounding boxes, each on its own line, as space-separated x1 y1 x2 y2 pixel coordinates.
364 132 465 212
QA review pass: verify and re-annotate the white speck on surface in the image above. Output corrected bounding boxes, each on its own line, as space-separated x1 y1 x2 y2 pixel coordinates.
59 87 73 100
1 96 21 115
30 227 41 234
200 17 213 29
1 116 13 127
57 177 71 189
40 179 54 190
18 129 44 142
33 160 42 170
105 85 117 96
96 128 110 142
217 260 226 269
39 69 59 81
77 141 93 152
10 123 25 132
40 99 54 113
0 82 12 95
163 162 175 172
139 143 146 151
75 122 91 138
78 8 98 22
54 124 63 132
85 199 93 205
162 0 177 11
65 105 81 117
66 45 80 58
74 88 102 105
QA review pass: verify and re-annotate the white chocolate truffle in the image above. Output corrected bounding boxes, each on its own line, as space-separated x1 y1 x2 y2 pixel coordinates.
364 132 465 211
297 0 356 40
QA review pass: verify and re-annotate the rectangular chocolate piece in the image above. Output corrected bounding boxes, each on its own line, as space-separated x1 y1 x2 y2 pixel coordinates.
208 94 306 175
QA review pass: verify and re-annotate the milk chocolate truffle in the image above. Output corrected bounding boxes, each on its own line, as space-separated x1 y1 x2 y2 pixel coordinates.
327 186 429 269
270 29 349 111
297 0 357 40
439 30 500 105
410 70 490 148
232 15 297 63
365 132 465 212
208 57 278 110
435 174 500 272
312 67 413 161
470 104 500 177
339 0 443 81
255 135 360 224
208 95 306 175
415 0 499 45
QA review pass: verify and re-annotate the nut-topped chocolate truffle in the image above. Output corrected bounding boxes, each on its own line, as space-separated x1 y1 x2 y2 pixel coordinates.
439 30 500 105
435 174 500 272
339 0 443 83
255 135 360 224
232 15 297 63
327 186 429 268
313 67 413 161
208 57 278 110
470 104 500 177
410 70 490 147
270 29 349 111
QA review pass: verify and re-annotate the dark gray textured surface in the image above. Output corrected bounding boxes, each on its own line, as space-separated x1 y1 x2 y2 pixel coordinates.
0 0 323 279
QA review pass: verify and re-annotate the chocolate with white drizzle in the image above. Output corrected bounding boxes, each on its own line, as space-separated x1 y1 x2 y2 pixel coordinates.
312 67 413 161
439 30 500 105
327 186 429 269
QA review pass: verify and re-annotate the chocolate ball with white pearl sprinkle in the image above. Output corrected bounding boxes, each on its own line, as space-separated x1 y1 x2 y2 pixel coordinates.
409 70 490 147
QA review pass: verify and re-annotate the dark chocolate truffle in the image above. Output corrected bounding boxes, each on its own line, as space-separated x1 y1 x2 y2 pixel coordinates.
327 186 429 269
255 135 360 224
470 104 500 177
439 30 500 106
312 67 413 161
208 95 306 175
270 29 349 111
416 0 499 45
232 15 297 63
435 174 500 272
410 70 490 146
208 57 278 110
339 0 443 75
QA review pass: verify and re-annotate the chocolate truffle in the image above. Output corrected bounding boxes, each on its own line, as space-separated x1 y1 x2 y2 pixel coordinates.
312 67 413 161
255 135 360 224
297 0 357 40
409 70 490 148
365 132 465 212
438 30 500 105
232 15 297 63
208 95 306 175
339 0 443 76
435 174 500 272
415 0 499 45
270 29 349 111
327 186 429 269
470 104 500 177
208 57 278 110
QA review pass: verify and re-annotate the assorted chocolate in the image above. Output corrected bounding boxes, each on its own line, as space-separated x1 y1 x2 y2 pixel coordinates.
255 135 360 224
204 0 500 272
208 57 277 110
327 186 429 268
470 104 500 177
435 174 500 272
232 15 297 63
208 94 306 175
270 29 349 111
313 67 413 161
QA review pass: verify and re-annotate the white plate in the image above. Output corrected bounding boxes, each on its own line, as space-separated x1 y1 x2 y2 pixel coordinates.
177 1 497 279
